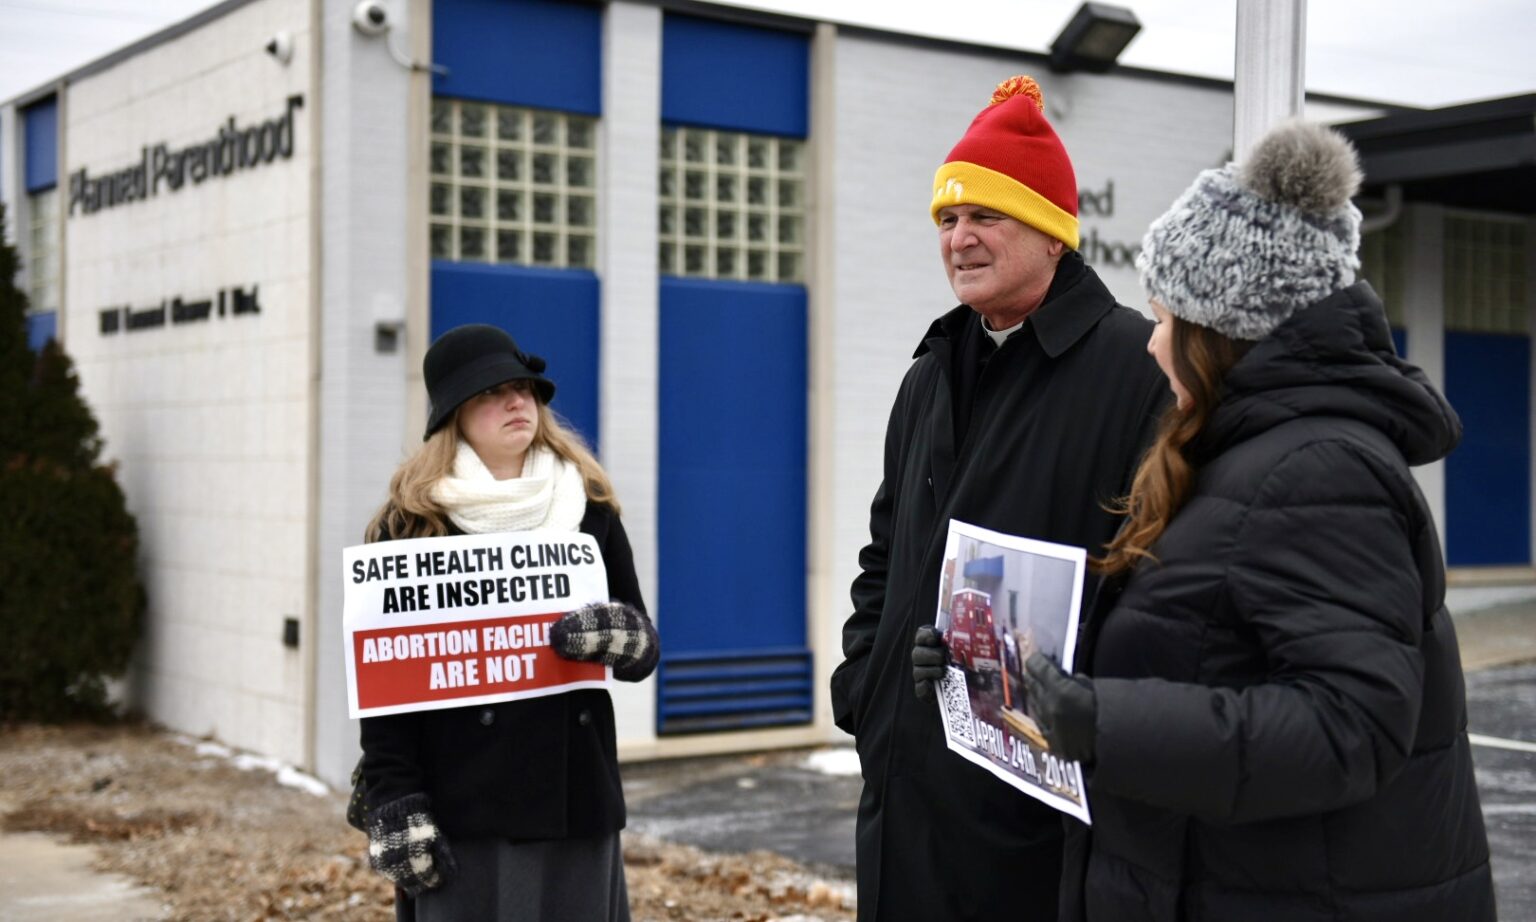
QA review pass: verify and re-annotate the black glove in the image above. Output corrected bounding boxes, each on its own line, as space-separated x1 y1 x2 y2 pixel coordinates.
1023 652 1097 763
551 601 660 681
912 624 948 700
366 793 457 896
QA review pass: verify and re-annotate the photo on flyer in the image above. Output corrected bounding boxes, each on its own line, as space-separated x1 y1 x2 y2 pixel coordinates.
932 519 1091 824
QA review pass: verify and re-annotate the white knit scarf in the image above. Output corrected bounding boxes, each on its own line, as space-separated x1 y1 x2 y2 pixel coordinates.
432 442 587 534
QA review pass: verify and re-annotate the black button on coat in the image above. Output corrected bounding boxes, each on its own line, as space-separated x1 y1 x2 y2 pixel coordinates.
359 501 644 841
831 256 1168 921
1067 283 1496 922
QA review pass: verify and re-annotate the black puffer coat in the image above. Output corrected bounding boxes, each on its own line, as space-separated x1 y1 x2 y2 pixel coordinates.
1067 282 1495 922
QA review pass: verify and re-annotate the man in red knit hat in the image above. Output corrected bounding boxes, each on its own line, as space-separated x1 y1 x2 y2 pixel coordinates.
831 76 1166 921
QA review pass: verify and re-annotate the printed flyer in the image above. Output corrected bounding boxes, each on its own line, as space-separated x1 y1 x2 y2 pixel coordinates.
932 519 1092 823
343 529 610 719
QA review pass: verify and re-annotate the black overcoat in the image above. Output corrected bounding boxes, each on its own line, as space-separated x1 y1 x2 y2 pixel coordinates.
831 256 1167 921
1066 282 1495 922
359 501 642 841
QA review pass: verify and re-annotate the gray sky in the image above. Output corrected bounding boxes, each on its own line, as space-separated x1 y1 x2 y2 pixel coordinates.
1 0 1531 107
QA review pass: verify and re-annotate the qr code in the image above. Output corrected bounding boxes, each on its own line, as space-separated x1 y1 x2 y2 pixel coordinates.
938 666 976 747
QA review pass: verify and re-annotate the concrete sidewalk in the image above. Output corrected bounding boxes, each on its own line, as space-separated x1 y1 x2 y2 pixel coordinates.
1449 600 1536 671
0 797 166 921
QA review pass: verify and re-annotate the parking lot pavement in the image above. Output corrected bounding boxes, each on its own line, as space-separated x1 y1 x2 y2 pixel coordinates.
1466 662 1536 919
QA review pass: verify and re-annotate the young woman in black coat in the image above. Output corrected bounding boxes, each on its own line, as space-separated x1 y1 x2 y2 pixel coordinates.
1024 122 1496 921
358 324 658 922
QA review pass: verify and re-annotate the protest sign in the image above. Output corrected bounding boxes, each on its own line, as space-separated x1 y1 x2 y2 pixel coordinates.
932 519 1091 824
343 530 610 719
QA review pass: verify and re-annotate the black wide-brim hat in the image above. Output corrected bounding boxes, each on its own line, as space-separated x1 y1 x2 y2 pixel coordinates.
423 324 556 439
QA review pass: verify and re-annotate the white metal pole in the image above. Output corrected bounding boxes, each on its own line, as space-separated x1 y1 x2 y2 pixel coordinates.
1233 0 1307 161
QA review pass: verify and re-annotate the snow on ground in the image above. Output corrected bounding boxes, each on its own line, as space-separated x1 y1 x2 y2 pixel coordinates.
802 747 861 776
174 735 331 796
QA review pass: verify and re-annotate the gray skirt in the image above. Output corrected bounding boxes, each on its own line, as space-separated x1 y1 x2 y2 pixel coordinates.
398 832 629 922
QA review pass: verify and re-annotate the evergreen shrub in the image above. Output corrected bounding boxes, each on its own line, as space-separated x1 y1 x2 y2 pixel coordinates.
0 202 145 721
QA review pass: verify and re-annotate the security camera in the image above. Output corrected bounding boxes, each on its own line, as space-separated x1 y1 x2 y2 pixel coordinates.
352 0 390 37
264 31 294 64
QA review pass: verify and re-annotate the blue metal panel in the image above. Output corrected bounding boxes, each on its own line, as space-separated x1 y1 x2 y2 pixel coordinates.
23 98 57 192
1445 331 1531 566
658 277 809 732
661 14 809 137
430 261 600 449
656 648 813 734
433 0 601 114
26 311 56 351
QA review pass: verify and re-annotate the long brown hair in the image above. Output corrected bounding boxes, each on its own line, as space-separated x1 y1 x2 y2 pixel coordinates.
1095 316 1251 575
364 399 619 542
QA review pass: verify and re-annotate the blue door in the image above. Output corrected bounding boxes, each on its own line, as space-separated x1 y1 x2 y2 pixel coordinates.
1445 331 1531 566
656 278 810 733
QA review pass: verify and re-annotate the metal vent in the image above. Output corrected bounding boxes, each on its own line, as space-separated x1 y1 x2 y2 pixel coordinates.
657 647 813 735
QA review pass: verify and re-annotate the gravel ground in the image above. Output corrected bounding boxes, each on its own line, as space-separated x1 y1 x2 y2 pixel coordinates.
0 722 855 922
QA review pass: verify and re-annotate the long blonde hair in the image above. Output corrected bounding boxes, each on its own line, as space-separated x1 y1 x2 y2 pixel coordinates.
365 400 619 542
1095 317 1251 575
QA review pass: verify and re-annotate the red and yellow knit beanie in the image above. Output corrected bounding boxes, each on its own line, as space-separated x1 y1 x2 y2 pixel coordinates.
930 76 1079 250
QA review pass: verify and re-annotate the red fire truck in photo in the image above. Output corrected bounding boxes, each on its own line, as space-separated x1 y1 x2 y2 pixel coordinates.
945 588 1001 687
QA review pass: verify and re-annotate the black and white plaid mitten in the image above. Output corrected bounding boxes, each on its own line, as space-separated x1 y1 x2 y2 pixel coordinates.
366 793 457 896
550 602 660 681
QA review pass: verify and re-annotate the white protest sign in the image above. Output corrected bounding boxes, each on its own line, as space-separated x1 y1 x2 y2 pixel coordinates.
343 530 610 719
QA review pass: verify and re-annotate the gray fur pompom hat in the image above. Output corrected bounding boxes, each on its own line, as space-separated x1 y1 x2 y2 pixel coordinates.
1136 120 1364 341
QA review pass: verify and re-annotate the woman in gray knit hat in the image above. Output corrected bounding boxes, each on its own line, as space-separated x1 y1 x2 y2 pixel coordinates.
1022 122 1496 921
357 324 658 922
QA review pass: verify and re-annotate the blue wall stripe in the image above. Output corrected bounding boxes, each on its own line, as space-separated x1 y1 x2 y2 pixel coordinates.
1445 331 1531 566
23 97 58 193
658 277 807 653
661 14 809 137
433 0 601 114
26 311 56 351
429 262 600 450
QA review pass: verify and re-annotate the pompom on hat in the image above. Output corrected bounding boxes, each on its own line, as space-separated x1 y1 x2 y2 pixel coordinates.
422 324 555 440
930 76 1080 250
1136 120 1364 341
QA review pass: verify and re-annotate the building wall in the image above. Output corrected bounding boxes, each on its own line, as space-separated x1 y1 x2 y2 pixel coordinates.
9 0 1443 780
598 0 663 753
61 0 316 763
312 0 425 787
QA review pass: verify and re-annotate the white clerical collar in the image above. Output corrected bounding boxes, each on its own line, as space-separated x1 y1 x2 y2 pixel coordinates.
981 316 1025 347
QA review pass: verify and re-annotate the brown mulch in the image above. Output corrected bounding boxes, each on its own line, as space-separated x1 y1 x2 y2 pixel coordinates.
0 723 854 921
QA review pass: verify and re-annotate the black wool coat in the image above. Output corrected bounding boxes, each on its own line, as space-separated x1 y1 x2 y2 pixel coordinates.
831 255 1167 921
1067 282 1495 922
359 500 643 841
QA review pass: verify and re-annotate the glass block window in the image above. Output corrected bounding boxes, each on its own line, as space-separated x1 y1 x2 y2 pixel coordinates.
1444 215 1528 334
429 99 597 270
1358 217 1405 327
27 188 59 314
658 127 806 283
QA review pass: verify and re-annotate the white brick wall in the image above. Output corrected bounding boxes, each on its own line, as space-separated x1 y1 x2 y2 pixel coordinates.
0 103 16 246
600 1 663 751
62 0 314 765
311 0 420 787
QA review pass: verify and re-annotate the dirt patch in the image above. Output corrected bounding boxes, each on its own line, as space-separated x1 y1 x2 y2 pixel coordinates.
0 723 855 921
